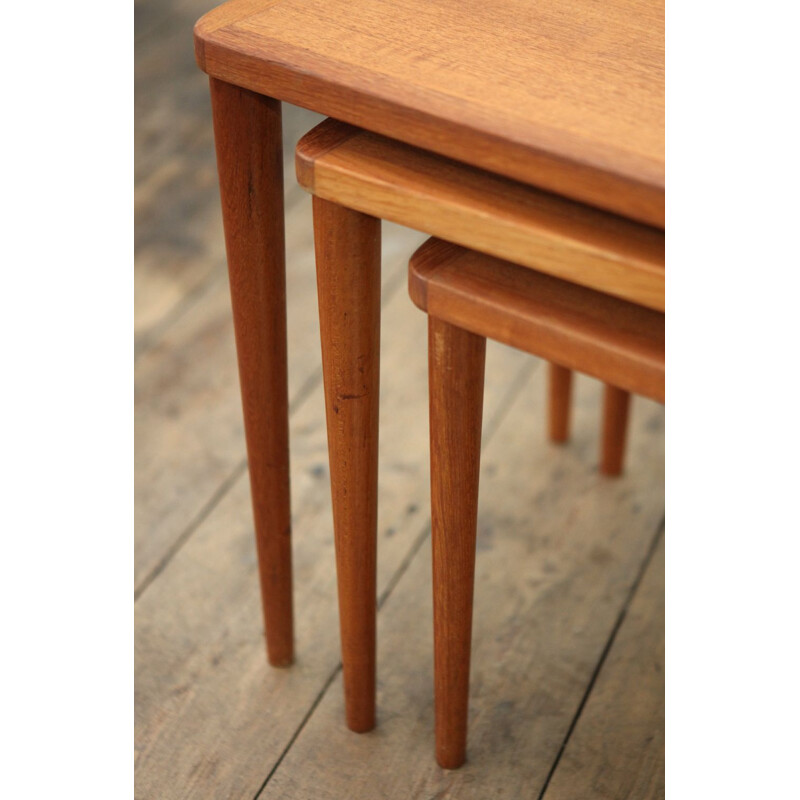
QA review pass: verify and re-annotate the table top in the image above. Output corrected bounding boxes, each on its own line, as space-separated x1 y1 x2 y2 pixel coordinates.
297 119 664 310
195 0 664 228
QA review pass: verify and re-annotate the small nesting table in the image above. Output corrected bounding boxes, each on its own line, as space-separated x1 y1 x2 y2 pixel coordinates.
408 237 663 766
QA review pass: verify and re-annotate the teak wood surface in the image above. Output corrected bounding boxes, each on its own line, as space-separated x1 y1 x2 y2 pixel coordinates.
296 120 665 311
195 0 664 226
410 239 665 403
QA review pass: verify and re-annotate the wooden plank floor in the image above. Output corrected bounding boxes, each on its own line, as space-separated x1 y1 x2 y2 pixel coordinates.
135 1 665 796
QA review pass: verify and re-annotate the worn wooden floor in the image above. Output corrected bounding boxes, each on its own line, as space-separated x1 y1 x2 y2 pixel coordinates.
135 1 665 797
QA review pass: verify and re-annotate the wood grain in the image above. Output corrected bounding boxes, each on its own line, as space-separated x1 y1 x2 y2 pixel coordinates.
410 239 665 403
297 119 664 311
428 317 486 768
543 536 665 800
209 77 294 665
313 197 382 731
195 0 664 226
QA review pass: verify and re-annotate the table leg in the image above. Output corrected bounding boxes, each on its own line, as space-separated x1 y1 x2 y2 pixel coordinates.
429 315 486 769
548 362 573 443
209 78 293 667
601 384 631 476
313 196 381 732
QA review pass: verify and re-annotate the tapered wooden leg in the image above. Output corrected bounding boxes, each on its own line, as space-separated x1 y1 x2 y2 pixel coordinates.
313 196 381 732
548 362 573 442
601 384 631 476
429 316 486 769
209 78 293 667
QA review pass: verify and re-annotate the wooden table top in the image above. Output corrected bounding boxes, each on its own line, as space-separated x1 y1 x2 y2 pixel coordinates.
195 0 664 228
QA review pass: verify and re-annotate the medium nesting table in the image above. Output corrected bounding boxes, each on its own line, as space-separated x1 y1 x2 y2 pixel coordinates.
194 0 664 749
296 118 664 765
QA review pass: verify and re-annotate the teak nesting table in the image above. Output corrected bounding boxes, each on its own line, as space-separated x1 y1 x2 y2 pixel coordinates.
194 0 664 768
406 236 664 766
296 118 664 766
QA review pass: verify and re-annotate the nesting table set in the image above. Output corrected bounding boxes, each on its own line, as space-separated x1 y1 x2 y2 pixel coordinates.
194 0 664 769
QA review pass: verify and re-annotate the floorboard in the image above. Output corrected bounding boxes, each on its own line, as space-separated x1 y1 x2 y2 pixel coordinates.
542 536 665 800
